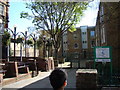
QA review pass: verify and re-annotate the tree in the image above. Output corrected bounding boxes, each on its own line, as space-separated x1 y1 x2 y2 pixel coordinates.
2 31 11 59
2 31 11 46
21 2 88 63
36 37 43 56
26 39 33 46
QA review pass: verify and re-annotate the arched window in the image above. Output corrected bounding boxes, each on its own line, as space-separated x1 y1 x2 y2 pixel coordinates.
74 43 79 49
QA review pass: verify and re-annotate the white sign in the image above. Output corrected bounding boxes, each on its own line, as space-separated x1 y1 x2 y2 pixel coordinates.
96 48 110 58
95 59 111 62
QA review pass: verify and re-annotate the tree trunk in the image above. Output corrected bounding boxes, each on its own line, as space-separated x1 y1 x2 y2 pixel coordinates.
54 47 59 67
2 46 7 59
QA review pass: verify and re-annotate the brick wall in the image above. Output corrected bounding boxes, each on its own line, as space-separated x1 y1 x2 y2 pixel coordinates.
76 69 97 90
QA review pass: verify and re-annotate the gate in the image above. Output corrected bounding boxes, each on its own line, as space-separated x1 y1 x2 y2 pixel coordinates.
66 53 80 68
66 52 94 68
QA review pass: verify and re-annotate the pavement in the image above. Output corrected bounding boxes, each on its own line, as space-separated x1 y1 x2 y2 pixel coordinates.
2 71 52 89
58 62 71 68
1 62 77 89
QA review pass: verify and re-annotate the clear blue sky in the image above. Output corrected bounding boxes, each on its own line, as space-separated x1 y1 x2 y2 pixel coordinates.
9 2 34 33
9 1 99 33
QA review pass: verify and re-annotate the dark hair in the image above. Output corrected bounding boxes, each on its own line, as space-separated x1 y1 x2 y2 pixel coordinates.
49 69 67 90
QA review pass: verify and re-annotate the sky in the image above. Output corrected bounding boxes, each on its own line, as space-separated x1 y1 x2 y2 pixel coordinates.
76 0 99 27
9 2 34 33
9 0 99 33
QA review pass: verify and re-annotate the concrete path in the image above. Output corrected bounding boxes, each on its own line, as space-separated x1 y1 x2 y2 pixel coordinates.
2 68 77 89
65 69 77 88
2 71 52 89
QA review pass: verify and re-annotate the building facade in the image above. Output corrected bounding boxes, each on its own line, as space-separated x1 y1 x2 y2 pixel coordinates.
61 26 95 66
95 2 120 72
0 0 9 30
0 0 9 59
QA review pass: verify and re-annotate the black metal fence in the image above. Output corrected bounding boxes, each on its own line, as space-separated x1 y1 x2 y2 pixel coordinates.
96 62 120 86
65 52 120 86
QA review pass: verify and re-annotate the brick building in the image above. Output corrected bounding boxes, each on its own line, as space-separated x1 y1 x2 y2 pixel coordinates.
61 26 95 67
0 0 9 29
0 0 9 59
95 2 120 72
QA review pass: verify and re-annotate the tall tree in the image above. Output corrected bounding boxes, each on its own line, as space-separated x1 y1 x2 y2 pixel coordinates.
21 2 88 63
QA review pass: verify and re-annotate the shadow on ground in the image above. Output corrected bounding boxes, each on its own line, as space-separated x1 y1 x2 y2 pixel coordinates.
17 69 77 90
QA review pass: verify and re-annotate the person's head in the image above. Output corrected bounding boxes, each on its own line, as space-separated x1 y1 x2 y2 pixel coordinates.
49 69 67 90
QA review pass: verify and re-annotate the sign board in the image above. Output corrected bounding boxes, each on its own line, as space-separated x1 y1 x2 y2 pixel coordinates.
94 46 112 62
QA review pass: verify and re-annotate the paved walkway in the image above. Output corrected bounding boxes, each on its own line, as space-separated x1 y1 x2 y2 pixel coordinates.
2 62 77 89
2 71 52 89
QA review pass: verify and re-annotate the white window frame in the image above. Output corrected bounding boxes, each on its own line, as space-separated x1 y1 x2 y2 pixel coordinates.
0 4 4 15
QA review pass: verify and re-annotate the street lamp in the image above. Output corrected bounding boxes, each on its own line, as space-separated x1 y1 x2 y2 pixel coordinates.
19 31 27 57
43 36 46 59
6 27 19 61
29 34 37 60
46 38 53 58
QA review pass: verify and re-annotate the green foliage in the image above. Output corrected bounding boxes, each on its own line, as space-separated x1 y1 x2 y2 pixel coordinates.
20 2 88 33
36 38 43 49
16 38 23 43
20 12 28 18
26 39 33 46
10 38 15 43
2 31 11 46
16 35 24 44
68 25 76 32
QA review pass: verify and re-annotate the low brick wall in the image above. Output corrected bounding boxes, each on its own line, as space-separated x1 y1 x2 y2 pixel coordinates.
5 62 19 77
76 69 97 90
36 57 54 71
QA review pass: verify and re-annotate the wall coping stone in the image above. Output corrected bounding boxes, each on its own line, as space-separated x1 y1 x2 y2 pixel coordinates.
76 69 97 74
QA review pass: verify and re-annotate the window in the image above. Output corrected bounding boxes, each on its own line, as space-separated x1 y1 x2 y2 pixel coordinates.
83 51 86 58
90 31 95 36
101 26 106 44
101 6 104 15
74 52 79 58
0 4 4 15
63 41 67 44
74 43 79 49
0 23 4 34
83 41 87 43
91 40 95 48
73 33 77 39
82 32 86 35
